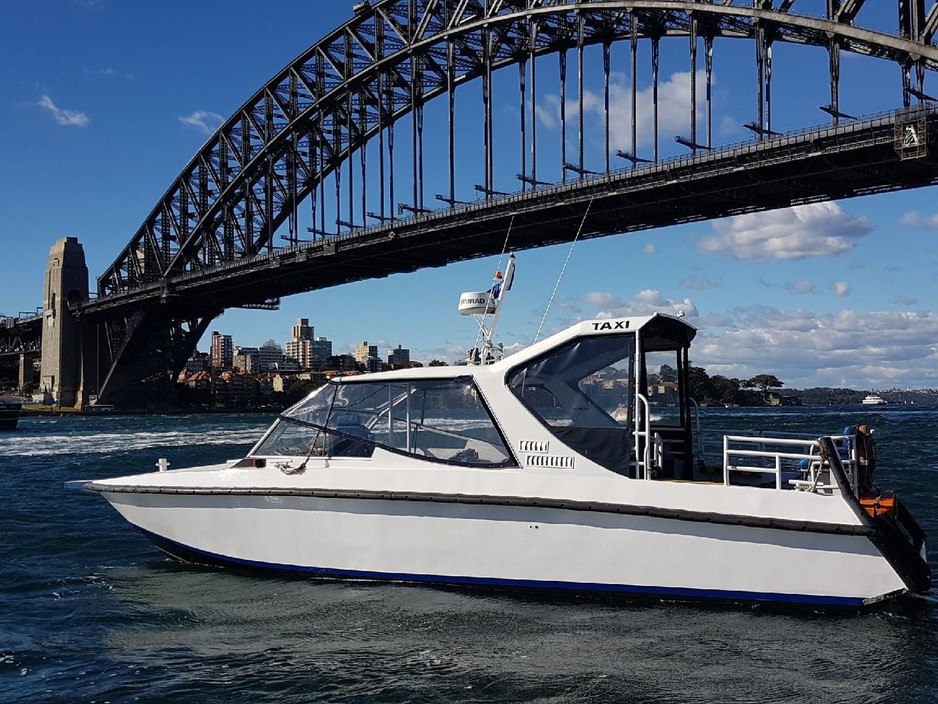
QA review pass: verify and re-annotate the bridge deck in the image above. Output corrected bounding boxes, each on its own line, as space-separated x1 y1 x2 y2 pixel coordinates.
80 108 937 317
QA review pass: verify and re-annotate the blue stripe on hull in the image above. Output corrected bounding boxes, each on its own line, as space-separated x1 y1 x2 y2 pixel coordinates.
137 528 866 608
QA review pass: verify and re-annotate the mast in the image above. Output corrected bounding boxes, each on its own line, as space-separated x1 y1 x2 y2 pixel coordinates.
457 254 516 365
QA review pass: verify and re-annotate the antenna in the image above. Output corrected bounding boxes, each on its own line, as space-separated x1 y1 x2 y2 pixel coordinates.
457 254 515 365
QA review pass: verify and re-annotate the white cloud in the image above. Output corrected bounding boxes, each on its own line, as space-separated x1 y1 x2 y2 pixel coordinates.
584 290 698 320
692 307 938 388
535 94 560 130
786 279 817 295
536 70 714 153
582 292 620 308
643 243 655 255
699 202 872 261
37 94 89 127
179 109 224 135
85 67 134 80
415 300 938 388
680 274 720 291
606 70 709 151
893 295 918 306
901 211 938 228
832 281 850 297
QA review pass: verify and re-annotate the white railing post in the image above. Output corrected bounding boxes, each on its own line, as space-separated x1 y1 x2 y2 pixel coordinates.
635 393 651 480
723 434 730 486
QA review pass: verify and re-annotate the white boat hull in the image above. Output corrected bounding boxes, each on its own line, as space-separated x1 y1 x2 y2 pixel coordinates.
100 487 905 608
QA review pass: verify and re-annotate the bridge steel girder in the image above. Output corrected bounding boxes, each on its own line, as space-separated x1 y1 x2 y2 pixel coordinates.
83 1 938 406
0 315 42 395
0 316 43 358
85 107 938 317
84 306 221 410
93 0 938 302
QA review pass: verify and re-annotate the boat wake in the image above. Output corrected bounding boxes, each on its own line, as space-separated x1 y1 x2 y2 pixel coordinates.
5 426 266 458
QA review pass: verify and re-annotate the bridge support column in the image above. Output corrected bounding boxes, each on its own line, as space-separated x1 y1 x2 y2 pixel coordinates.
39 237 88 408
18 351 38 395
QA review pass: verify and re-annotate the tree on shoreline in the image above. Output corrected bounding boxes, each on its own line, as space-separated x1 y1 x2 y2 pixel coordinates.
746 374 784 402
689 365 784 406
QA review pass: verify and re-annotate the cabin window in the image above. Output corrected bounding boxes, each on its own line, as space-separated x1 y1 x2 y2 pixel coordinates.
253 377 514 467
644 349 684 426
507 334 635 473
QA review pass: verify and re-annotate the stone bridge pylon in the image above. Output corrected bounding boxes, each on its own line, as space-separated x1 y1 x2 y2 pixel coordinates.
39 237 88 408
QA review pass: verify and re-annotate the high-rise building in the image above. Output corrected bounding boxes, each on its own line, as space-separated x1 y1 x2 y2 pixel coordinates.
233 346 259 374
292 318 312 342
284 319 327 369
232 344 284 373
309 336 333 368
388 344 410 367
354 341 378 364
257 344 285 371
185 351 210 373
284 339 310 368
210 331 233 368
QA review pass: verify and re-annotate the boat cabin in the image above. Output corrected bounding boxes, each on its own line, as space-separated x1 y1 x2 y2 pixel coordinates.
506 314 697 480
253 313 701 482
248 308 910 517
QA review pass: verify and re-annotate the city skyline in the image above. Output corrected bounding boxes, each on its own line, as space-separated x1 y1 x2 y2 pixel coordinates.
203 318 417 372
2 2 938 389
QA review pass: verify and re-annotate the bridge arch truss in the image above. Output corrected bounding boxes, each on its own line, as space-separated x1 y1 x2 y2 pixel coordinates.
96 0 938 302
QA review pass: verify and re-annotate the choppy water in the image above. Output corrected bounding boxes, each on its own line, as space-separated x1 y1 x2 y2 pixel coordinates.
1 408 937 703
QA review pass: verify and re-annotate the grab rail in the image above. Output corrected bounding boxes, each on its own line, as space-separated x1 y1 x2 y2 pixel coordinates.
634 393 651 480
722 432 858 494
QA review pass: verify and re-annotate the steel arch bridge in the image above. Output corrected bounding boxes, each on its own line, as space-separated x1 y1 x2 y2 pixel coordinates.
80 0 938 407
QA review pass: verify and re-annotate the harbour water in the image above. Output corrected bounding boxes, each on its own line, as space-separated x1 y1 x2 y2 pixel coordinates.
1 407 937 703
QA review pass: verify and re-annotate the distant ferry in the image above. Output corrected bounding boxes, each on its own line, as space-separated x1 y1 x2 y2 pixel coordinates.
861 394 887 406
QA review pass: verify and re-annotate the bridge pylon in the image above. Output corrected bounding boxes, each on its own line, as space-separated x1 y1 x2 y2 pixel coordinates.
39 237 88 408
18 351 39 395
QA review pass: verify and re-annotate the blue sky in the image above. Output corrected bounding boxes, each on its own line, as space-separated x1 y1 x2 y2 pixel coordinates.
2 0 937 390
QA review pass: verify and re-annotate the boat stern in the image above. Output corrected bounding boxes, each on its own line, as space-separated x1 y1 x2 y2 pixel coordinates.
864 494 932 595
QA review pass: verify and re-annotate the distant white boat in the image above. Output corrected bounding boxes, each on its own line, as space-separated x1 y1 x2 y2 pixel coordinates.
861 394 887 406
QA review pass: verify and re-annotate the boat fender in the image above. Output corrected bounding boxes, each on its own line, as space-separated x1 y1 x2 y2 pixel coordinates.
856 424 876 491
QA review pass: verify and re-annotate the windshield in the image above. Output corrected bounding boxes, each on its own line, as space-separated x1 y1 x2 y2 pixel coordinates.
253 377 514 467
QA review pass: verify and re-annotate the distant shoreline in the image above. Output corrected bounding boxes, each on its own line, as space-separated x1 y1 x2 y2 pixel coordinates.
20 405 282 417
18 401 935 418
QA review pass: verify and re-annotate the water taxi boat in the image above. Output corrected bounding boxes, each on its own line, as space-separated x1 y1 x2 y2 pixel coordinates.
861 394 888 406
69 258 930 608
